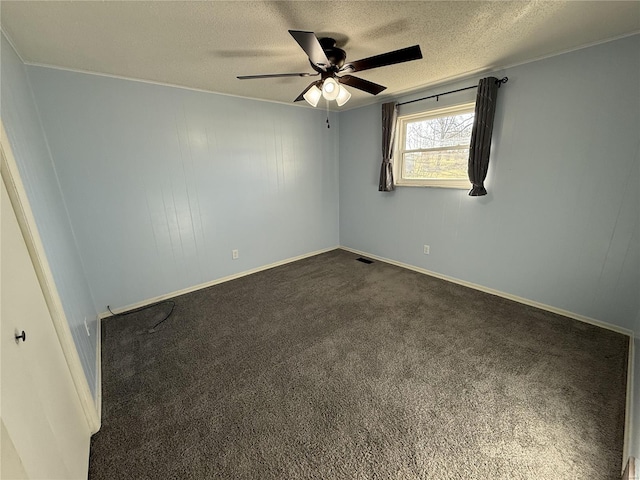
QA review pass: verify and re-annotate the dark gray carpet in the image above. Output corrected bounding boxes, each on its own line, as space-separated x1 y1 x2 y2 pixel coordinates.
89 249 628 479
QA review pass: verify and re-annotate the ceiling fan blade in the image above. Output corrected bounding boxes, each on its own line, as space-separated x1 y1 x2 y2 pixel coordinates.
289 30 331 70
294 80 321 102
338 75 387 95
341 45 422 73
237 72 317 79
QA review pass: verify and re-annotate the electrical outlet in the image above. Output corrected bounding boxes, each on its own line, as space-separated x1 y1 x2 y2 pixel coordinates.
84 317 91 337
423 245 430 255
232 249 239 260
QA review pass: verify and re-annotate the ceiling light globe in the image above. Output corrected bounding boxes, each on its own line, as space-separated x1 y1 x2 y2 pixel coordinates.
303 85 322 107
322 78 340 101
336 85 351 107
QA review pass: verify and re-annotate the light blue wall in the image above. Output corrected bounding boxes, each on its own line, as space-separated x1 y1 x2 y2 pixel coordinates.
339 34 640 331
26 66 340 311
1 35 98 398
4 31 638 410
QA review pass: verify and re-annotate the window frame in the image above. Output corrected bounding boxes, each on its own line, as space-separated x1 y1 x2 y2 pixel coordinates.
393 102 475 189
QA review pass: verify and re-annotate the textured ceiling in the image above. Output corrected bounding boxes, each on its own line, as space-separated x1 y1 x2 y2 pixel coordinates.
2 1 639 110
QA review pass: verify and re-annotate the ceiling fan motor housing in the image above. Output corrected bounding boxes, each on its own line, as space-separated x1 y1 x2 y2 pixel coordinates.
311 38 346 74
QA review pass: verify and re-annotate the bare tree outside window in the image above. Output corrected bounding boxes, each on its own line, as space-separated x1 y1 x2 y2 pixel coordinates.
394 103 475 188
403 111 474 180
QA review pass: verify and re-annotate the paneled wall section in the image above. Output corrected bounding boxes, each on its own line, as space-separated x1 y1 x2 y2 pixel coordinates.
26 67 340 311
1 35 98 398
4 32 639 402
339 34 640 331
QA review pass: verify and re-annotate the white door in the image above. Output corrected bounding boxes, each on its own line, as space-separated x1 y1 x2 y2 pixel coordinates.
1 176 91 479
1 419 27 479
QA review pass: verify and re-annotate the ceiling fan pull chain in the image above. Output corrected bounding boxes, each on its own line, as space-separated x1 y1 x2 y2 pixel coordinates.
326 98 330 128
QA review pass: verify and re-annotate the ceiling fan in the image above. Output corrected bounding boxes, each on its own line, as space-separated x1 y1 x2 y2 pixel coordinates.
237 30 423 107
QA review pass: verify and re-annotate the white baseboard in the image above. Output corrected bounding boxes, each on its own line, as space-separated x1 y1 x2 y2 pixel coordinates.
94 243 635 467
95 314 102 429
102 244 634 336
99 247 338 318
624 337 634 476
339 246 634 338
340 246 636 472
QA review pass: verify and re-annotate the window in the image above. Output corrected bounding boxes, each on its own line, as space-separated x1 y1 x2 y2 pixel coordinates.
394 102 475 188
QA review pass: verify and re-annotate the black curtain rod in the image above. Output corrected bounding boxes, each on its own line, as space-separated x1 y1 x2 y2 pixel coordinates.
397 77 508 106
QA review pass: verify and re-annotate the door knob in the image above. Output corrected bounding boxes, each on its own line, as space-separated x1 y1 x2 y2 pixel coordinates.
15 330 26 343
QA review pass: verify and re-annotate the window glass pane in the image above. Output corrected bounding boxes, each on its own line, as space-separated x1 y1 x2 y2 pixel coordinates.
402 150 469 179
404 112 474 150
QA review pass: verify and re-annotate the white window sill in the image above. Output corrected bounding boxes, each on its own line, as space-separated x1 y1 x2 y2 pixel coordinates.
395 180 472 189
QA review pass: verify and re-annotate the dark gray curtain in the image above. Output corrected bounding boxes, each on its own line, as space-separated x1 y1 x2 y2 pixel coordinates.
468 77 500 196
378 102 398 192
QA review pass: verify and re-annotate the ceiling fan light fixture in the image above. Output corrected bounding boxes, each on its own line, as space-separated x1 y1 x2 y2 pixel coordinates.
336 85 351 106
303 85 322 107
322 77 340 101
240 31 423 106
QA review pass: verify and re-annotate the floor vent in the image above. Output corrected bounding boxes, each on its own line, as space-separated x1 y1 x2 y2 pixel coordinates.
356 257 373 264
